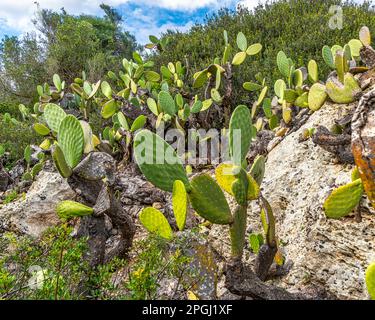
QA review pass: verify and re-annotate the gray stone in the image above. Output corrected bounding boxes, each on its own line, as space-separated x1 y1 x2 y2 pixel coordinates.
208 100 375 299
0 170 75 237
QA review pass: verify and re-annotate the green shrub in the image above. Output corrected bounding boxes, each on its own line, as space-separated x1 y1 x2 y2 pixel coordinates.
0 224 128 300
153 0 375 107
0 114 39 168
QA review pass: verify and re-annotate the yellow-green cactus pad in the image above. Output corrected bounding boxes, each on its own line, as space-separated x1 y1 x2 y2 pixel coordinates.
172 180 188 231
324 179 364 219
189 174 232 225
139 207 173 240
326 73 361 104
33 123 50 136
56 200 93 221
365 262 375 300
308 83 328 111
215 163 260 200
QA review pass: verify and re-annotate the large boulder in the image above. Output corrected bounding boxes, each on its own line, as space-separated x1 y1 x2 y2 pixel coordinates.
0 169 75 237
209 100 375 299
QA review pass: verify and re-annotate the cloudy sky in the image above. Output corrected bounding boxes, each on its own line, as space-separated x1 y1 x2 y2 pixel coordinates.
0 0 264 44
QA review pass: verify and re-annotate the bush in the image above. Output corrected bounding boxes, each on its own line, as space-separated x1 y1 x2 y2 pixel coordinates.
0 114 39 169
0 224 127 300
153 0 375 106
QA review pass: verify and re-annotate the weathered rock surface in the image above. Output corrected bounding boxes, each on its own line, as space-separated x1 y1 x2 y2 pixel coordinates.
209 100 375 300
0 169 75 237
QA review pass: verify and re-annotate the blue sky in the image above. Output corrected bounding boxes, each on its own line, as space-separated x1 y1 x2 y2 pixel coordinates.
0 0 261 44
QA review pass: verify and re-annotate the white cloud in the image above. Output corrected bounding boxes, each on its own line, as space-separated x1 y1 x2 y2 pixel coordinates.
236 0 266 10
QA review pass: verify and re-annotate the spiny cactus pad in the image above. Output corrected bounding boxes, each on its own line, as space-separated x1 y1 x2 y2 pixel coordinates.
158 91 177 116
56 200 93 221
308 83 328 111
231 171 248 206
323 179 364 219
172 180 188 231
58 115 84 169
133 130 190 192
326 73 361 104
43 103 67 132
139 207 173 240
189 174 232 225
260 197 276 246
229 105 253 166
277 51 290 78
365 262 375 300
52 144 72 178
80 121 94 154
230 205 247 258
249 155 266 186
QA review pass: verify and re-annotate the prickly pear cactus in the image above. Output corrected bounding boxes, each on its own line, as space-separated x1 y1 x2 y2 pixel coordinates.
326 73 361 104
158 91 177 116
229 205 247 258
56 200 94 220
249 155 266 186
229 105 253 166
43 103 67 132
172 180 188 231
231 168 249 206
58 115 84 168
215 163 259 200
323 179 364 219
188 174 232 225
308 83 327 111
52 144 73 178
133 130 190 192
139 207 173 240
366 262 375 300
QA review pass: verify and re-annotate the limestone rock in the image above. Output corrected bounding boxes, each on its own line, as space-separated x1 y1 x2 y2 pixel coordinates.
0 170 75 237
209 100 375 299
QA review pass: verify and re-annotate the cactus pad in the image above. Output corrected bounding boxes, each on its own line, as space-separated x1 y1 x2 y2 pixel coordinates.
308 60 318 83
56 200 93 221
189 174 232 225
326 73 361 104
139 207 173 240
80 121 94 154
229 105 253 165
158 91 177 116
52 144 73 178
58 115 84 169
366 262 375 300
308 83 328 111
215 163 260 200
229 205 247 258
359 26 371 46
249 155 266 186
323 179 364 219
277 51 290 78
33 123 50 136
322 45 334 69
133 130 190 192
43 103 67 132
172 180 188 231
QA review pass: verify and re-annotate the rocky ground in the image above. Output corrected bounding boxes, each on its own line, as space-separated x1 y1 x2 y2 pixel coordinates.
1 89 374 300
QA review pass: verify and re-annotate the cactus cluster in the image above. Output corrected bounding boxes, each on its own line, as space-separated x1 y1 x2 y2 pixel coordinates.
135 105 281 263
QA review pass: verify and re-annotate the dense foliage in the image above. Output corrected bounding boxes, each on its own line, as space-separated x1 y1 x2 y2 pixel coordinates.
0 4 138 104
153 0 375 105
